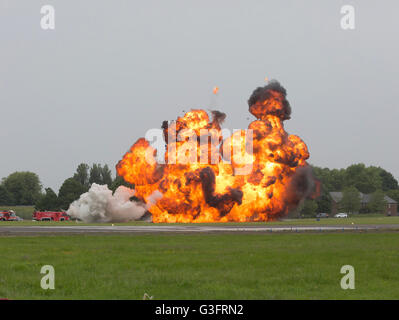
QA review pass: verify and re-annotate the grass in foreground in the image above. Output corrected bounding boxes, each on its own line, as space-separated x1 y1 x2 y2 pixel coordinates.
0 232 398 299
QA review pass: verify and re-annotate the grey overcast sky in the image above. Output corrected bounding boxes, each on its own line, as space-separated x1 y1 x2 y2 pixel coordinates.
1 0 398 192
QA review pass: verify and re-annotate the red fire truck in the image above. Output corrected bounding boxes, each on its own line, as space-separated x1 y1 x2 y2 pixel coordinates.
32 211 70 221
0 210 21 221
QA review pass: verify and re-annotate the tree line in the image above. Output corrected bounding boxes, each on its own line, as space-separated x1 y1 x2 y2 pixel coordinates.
0 163 132 211
300 163 399 216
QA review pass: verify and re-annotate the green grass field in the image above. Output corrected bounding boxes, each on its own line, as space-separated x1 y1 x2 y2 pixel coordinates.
0 232 398 299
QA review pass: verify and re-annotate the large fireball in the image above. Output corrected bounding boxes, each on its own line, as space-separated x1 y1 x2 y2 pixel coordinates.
117 81 318 223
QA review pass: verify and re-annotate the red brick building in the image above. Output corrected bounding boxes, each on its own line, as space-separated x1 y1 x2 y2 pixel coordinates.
329 192 398 216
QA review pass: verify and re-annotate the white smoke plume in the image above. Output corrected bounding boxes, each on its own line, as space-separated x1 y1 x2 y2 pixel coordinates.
67 183 162 223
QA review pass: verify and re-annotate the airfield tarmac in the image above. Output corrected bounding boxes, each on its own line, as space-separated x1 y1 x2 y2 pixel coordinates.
0 224 398 235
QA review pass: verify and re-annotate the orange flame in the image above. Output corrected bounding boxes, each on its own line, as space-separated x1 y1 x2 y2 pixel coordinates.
117 82 316 223
213 86 219 94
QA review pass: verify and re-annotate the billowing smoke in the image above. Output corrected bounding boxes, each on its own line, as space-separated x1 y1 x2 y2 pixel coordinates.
67 183 162 223
210 110 226 125
285 166 319 208
248 80 292 120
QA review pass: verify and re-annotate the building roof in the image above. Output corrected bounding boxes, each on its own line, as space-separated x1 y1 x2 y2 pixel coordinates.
384 195 397 204
329 191 397 204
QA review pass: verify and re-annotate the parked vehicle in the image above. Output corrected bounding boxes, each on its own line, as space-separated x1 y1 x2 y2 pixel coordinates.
316 213 329 218
32 211 70 221
335 213 348 218
0 210 22 221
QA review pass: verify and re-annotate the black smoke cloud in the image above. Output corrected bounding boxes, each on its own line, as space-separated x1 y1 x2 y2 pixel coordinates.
285 166 320 207
248 80 292 120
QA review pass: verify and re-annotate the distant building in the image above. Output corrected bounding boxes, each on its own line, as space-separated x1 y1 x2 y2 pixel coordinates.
329 192 398 216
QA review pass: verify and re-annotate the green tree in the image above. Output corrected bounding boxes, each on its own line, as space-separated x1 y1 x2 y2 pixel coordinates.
386 189 399 204
311 166 345 192
35 188 60 211
301 199 318 217
368 190 387 214
73 163 90 189
340 186 361 214
58 178 86 210
110 176 134 193
344 164 382 194
89 164 103 185
315 190 332 213
88 164 113 187
1 172 42 205
100 164 113 187
0 185 15 205
329 168 346 191
376 167 399 191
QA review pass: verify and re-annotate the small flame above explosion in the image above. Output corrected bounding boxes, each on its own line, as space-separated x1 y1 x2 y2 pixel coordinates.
117 80 318 223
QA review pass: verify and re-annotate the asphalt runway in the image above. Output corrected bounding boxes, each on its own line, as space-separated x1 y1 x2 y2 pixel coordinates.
0 224 398 235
